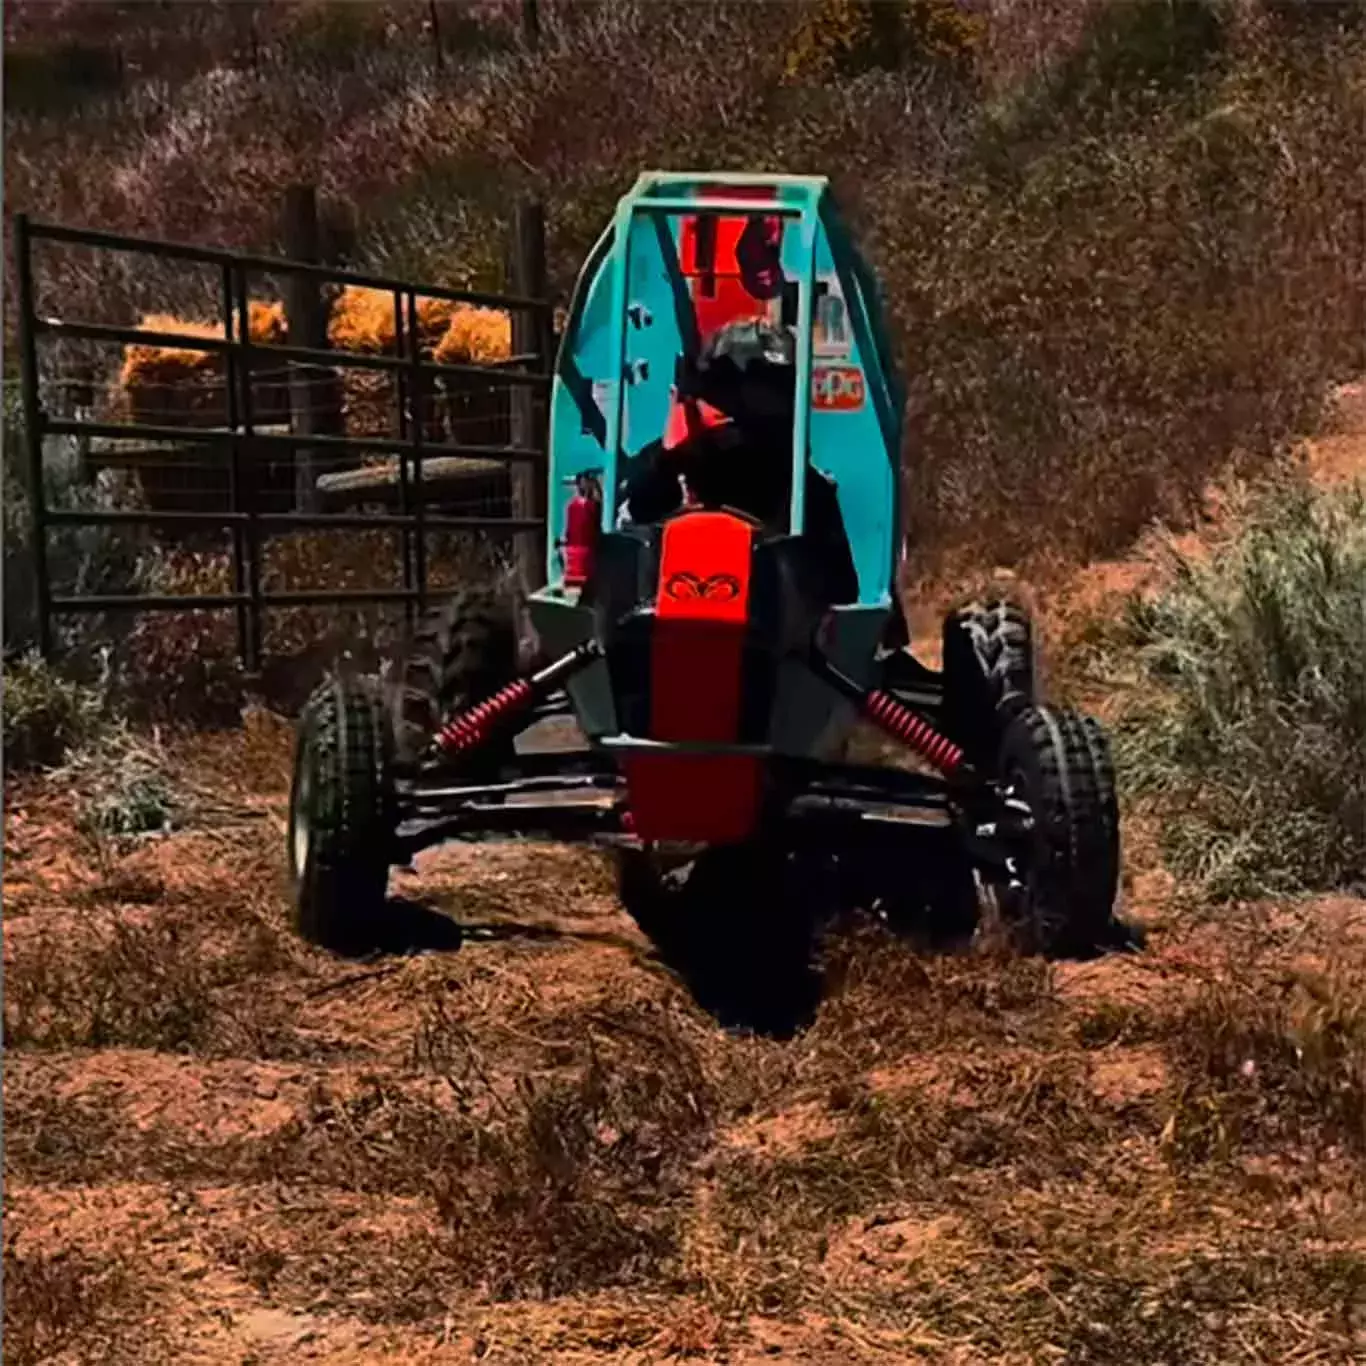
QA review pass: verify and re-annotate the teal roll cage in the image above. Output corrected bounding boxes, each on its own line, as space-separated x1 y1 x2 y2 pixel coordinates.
529 171 906 751
544 171 905 611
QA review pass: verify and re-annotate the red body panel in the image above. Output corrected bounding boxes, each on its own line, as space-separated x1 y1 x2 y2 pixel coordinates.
678 185 783 340
620 752 764 847
621 189 784 845
651 510 753 742
623 510 764 844
663 394 730 452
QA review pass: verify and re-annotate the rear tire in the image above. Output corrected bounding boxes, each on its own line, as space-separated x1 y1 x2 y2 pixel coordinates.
289 675 397 956
390 585 520 779
1078 712 1121 917
617 840 823 1037
993 703 1120 957
873 844 981 949
942 596 1036 768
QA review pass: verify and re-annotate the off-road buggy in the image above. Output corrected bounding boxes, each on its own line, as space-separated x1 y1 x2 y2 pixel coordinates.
289 172 1121 965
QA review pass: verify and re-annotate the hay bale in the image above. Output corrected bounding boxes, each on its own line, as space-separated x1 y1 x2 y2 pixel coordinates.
339 298 514 443
433 306 512 367
327 285 458 354
120 302 289 427
434 307 515 450
117 292 517 448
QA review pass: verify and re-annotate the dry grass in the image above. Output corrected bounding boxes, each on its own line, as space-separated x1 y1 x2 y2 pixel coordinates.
107 526 504 723
7 1 1365 729
4 720 1365 1360
6 4 1366 1356
2 1237 152 1366
8 1 1363 584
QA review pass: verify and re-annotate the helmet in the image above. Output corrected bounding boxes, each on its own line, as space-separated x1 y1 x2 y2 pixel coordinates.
664 319 796 450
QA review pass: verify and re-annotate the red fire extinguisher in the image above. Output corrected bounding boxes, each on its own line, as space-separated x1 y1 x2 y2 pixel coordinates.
558 472 601 588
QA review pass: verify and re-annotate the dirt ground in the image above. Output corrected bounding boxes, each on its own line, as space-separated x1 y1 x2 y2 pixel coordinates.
5 389 1366 1364
6 735 1365 1365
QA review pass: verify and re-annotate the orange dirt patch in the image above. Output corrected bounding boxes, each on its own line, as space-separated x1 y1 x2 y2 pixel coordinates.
1089 1045 1169 1107
8 1050 315 1145
822 1209 964 1286
6 725 1363 1361
721 1099 845 1157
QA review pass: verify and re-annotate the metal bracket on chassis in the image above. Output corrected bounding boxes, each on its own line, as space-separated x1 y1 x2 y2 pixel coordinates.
774 755 1035 871
394 743 626 860
396 797 627 861
392 636 1037 872
952 783 1035 871
799 647 1037 873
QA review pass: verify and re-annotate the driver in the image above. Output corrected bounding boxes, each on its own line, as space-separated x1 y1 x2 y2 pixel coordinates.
621 318 859 604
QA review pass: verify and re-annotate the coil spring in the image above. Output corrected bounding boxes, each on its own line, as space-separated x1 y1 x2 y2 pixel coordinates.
862 689 964 776
436 678 534 755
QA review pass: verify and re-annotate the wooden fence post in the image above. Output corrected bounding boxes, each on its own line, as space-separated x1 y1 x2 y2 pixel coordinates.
282 184 343 513
428 0 445 70
508 199 549 595
521 0 540 50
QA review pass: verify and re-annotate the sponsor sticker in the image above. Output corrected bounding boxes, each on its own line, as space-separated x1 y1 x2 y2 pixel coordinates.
812 365 865 412
664 571 742 602
813 276 853 359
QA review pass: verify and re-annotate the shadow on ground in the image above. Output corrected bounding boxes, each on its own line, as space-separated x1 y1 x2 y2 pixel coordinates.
366 897 644 957
373 867 827 1040
371 875 1144 1039
363 897 467 955
616 848 831 1040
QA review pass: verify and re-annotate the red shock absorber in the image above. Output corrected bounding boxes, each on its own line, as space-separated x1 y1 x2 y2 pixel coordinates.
861 689 965 777
431 637 605 759
435 678 534 755
807 648 967 778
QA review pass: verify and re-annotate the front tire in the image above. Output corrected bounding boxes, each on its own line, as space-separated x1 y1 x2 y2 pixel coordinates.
941 595 1037 769
390 585 520 778
992 704 1120 957
289 675 397 955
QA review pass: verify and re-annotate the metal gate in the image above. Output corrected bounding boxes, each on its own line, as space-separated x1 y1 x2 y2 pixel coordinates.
12 209 554 672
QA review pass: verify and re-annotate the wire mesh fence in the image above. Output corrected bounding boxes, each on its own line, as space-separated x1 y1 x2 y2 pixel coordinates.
12 205 553 693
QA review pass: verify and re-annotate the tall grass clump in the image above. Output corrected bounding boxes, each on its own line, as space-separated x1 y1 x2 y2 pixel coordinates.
1118 477 1366 898
2 392 142 662
2 651 105 772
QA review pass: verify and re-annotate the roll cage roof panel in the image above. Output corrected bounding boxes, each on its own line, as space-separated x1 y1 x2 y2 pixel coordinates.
547 171 904 609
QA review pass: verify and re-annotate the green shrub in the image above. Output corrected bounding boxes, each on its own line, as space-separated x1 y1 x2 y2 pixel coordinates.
2 652 104 772
2 392 144 662
59 726 182 837
1117 477 1366 898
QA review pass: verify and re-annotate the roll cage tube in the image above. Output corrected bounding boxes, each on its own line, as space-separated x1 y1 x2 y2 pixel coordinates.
600 196 817 536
